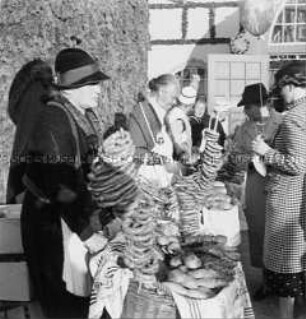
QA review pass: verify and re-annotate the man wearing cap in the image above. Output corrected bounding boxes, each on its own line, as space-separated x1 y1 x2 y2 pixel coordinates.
224 83 282 299
21 48 110 318
165 86 196 163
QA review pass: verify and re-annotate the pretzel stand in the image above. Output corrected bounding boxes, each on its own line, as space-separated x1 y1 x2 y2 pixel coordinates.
87 122 254 319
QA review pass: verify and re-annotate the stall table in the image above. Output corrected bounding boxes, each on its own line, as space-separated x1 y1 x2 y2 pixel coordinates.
0 205 31 319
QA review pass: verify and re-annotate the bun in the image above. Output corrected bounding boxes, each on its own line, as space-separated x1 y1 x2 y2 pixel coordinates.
183 253 202 269
148 78 158 92
169 256 182 268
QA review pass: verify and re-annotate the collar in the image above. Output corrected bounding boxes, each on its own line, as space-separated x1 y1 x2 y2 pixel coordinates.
61 90 96 116
147 96 166 124
51 94 101 141
189 115 202 123
286 95 306 111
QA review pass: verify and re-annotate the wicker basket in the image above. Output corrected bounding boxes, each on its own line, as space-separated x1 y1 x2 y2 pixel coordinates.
121 281 178 319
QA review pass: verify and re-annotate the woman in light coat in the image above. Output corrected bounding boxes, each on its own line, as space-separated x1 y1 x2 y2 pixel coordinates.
252 61 306 319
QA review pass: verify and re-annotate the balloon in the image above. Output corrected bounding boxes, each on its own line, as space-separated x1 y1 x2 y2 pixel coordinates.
240 0 276 37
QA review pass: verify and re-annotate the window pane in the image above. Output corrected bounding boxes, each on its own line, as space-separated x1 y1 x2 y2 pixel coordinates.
298 0 306 4
276 11 283 23
297 6 306 22
297 25 306 41
285 6 297 23
284 25 296 42
272 25 283 43
286 0 297 3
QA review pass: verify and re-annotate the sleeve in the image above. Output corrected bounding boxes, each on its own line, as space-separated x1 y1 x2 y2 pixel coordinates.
217 121 226 147
26 105 95 240
217 125 250 183
228 125 251 170
169 118 185 143
264 117 306 175
129 113 151 162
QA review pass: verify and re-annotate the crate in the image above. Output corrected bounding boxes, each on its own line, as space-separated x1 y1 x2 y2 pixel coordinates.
0 261 32 301
0 205 23 254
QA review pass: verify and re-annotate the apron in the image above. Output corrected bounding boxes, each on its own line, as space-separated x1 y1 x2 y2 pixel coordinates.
61 218 92 297
137 103 175 188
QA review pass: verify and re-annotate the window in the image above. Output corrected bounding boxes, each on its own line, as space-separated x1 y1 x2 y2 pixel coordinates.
269 0 306 78
270 0 306 44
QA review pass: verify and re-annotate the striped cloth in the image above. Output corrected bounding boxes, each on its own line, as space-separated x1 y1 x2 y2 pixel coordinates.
88 235 133 319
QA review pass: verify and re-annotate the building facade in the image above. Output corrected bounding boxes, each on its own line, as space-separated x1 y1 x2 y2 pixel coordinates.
148 0 306 86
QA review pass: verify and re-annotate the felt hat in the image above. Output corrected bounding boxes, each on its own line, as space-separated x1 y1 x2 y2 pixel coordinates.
237 83 268 107
274 60 306 89
55 48 109 89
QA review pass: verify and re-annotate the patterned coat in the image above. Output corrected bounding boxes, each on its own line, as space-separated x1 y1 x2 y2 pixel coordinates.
263 97 306 273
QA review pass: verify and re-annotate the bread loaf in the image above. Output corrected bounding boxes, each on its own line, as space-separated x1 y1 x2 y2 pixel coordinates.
183 253 202 269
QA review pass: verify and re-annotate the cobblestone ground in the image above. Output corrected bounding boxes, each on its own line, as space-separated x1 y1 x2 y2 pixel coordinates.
240 230 279 319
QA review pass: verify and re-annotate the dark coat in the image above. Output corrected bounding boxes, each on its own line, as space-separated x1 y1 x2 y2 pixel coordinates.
7 61 53 204
21 95 98 318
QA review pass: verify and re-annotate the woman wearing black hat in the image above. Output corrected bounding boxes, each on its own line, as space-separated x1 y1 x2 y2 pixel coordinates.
19 48 110 318
252 61 306 319
223 83 282 298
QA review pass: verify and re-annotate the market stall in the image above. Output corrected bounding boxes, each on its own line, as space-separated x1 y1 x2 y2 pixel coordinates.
87 123 254 319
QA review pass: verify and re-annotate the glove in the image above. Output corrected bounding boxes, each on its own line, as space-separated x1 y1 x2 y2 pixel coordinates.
84 232 108 254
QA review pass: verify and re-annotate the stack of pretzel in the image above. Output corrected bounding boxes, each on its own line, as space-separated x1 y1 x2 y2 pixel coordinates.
199 128 223 179
138 177 180 222
88 129 139 211
173 121 224 236
122 195 162 284
99 128 136 174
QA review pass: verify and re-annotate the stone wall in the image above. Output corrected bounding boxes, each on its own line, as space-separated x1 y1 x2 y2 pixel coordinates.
0 0 149 203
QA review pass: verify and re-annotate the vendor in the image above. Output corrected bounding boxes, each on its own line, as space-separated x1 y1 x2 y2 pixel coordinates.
129 73 181 187
17 48 110 318
165 85 196 163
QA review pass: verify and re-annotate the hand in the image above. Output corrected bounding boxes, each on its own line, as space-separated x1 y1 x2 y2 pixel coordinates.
190 74 201 91
252 136 271 156
84 232 108 254
191 73 200 83
56 185 77 203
